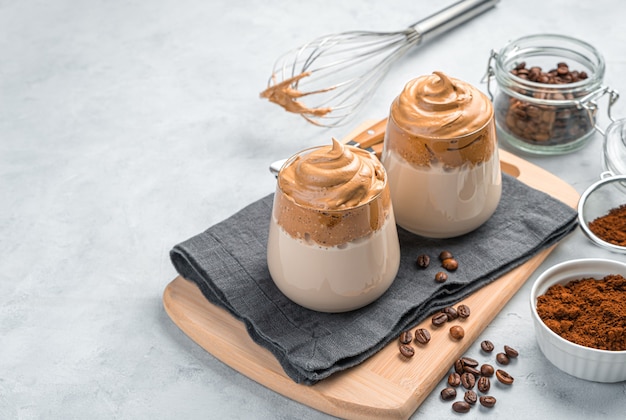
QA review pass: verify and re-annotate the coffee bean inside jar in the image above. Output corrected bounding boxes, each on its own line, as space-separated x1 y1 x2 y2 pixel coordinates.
487 34 613 155
499 62 594 147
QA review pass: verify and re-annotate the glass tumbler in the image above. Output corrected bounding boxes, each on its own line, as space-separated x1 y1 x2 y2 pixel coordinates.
267 140 400 312
382 72 502 238
485 33 618 155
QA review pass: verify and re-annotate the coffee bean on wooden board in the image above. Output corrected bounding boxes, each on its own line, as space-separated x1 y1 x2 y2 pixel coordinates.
399 344 415 358
414 328 431 345
449 325 465 340
398 330 412 344
431 312 448 327
442 306 458 321
457 304 471 318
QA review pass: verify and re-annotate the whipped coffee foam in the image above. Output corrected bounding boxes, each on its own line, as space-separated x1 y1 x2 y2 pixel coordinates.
385 72 496 168
276 139 390 247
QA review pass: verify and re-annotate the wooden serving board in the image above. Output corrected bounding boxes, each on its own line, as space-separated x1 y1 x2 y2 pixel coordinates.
163 123 579 420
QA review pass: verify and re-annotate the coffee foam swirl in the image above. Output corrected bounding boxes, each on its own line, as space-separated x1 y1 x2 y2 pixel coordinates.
279 139 385 210
393 71 492 138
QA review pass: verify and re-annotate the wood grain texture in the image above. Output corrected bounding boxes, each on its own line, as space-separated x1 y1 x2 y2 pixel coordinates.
163 122 579 420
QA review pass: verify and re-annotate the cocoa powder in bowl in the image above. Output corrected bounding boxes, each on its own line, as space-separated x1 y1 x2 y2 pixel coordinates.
536 274 626 351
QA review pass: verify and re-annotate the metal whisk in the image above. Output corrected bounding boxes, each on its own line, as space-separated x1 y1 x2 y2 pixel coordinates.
260 0 499 128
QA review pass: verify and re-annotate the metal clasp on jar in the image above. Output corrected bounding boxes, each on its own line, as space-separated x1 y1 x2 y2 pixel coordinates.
576 86 620 136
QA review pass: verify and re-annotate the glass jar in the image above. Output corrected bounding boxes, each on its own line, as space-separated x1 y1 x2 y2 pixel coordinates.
381 72 501 238
485 34 618 155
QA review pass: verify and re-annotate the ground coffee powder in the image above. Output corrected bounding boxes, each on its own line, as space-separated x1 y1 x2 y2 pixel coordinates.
588 204 626 247
536 274 626 351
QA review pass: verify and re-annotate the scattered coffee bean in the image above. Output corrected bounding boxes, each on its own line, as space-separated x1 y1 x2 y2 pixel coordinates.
450 325 465 340
480 340 494 352
439 250 453 261
440 387 457 401
454 359 464 375
504 345 519 358
496 369 514 385
452 401 471 413
461 372 475 389
496 352 510 365
416 254 430 269
479 395 497 408
464 390 478 405
434 271 448 283
442 306 458 321
461 356 479 367
438 340 516 412
399 344 415 358
431 312 448 327
463 365 480 376
477 376 491 393
414 328 431 345
442 258 459 271
480 363 494 377
457 304 471 318
448 372 461 387
399 330 412 344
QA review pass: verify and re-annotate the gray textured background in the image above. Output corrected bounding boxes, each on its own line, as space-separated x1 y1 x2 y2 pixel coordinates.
2 0 625 419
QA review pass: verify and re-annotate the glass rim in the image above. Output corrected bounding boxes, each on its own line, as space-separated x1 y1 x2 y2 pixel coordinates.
494 33 605 93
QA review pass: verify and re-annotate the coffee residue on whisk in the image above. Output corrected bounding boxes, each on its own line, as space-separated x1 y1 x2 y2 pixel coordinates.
260 72 333 120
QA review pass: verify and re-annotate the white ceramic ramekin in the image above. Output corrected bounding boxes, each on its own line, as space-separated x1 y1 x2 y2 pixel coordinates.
530 258 626 382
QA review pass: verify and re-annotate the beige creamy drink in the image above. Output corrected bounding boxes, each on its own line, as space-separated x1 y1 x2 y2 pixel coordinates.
267 139 400 312
382 72 502 238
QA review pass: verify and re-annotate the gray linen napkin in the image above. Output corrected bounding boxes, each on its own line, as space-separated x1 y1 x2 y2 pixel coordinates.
170 173 578 385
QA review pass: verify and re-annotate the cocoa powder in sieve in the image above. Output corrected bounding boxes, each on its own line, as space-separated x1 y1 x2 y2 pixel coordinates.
588 204 626 247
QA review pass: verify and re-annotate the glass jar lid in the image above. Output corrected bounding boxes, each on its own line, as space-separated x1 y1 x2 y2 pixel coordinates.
577 173 626 254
